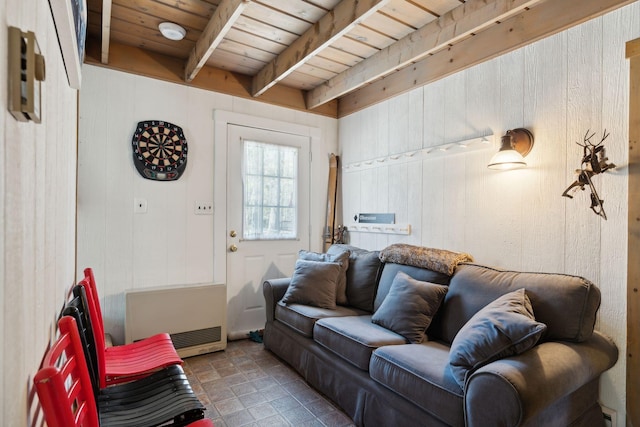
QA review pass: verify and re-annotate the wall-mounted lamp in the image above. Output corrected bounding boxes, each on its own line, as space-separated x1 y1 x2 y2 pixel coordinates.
487 128 534 170
159 22 186 41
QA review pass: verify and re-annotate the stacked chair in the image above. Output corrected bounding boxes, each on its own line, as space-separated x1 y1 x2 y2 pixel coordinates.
81 268 182 387
33 269 213 427
34 315 212 427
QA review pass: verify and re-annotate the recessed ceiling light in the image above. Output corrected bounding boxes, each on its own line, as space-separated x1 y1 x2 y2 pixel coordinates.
159 22 186 41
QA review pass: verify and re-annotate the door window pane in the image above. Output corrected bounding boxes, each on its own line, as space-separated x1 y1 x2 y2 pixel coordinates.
243 140 298 240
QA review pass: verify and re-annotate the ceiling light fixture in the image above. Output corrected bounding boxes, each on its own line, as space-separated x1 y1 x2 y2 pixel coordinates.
487 128 534 171
159 22 186 41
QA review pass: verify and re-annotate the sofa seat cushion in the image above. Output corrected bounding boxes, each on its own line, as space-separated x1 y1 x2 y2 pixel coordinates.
370 342 463 427
314 316 406 371
275 302 367 337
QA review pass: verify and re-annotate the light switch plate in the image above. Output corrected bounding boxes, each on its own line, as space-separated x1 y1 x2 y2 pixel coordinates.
195 201 213 215
134 198 147 214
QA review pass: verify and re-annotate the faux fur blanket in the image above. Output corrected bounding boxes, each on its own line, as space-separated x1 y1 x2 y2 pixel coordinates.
379 244 473 276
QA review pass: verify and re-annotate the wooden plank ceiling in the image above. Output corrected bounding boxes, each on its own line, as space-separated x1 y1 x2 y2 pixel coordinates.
85 0 636 117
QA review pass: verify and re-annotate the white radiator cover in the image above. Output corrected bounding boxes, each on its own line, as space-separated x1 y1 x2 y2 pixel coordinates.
125 283 227 358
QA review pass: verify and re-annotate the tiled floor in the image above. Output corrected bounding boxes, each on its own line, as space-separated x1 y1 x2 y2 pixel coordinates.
184 338 356 427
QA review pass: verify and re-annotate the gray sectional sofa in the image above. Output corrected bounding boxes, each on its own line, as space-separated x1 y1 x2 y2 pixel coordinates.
262 244 618 426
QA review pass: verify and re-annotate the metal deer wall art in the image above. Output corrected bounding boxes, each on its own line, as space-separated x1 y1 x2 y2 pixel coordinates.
562 130 616 220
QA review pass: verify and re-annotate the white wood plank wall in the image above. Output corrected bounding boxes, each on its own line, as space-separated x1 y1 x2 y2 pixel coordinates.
77 67 338 345
338 4 640 424
1 0 79 426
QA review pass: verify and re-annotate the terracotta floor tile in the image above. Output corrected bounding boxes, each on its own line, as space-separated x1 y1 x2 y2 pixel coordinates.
247 402 279 420
231 382 259 396
184 339 354 427
280 406 315 424
223 409 255 426
215 397 245 416
255 414 289 426
238 390 268 408
318 411 356 427
269 395 302 413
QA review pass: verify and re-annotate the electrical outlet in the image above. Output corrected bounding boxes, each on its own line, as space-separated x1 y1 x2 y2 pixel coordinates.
134 198 147 214
194 201 213 215
602 405 616 427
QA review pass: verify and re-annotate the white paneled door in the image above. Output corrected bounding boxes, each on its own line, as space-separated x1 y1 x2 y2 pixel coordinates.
226 124 310 339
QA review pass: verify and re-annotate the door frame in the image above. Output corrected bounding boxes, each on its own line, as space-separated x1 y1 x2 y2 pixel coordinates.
626 37 639 427
212 110 321 287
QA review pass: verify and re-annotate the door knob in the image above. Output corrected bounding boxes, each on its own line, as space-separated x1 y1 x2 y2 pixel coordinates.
229 230 237 238
229 244 238 252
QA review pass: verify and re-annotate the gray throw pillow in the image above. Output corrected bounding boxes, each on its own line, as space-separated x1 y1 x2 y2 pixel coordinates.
298 249 350 305
449 288 547 388
327 245 381 311
371 271 448 344
280 259 341 309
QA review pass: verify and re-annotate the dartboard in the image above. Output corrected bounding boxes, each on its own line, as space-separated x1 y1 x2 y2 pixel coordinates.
131 120 188 181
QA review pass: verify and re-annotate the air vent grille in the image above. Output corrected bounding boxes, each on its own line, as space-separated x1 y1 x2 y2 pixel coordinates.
170 326 222 349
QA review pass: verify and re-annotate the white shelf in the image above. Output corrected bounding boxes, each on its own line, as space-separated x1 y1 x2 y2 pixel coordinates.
346 223 411 235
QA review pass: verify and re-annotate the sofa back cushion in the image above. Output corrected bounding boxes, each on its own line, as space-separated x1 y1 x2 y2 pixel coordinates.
374 263 451 312
327 244 382 312
432 263 601 344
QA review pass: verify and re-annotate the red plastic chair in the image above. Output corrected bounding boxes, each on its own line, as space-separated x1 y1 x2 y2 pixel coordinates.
35 316 100 427
79 267 182 388
34 316 214 427
185 421 215 427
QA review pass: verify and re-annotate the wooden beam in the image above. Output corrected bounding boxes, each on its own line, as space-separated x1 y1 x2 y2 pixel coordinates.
184 0 249 82
307 0 543 109
626 35 640 427
338 0 636 117
84 38 337 118
101 0 112 64
251 0 390 98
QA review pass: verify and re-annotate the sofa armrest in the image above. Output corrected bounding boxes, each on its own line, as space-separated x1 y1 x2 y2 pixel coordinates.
464 331 618 427
263 278 291 322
